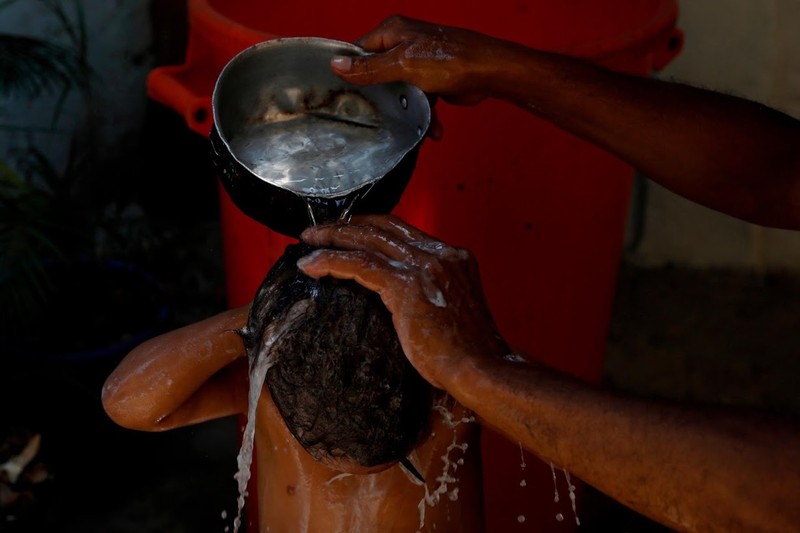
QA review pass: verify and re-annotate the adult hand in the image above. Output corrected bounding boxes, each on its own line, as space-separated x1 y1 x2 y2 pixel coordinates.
297 214 509 389
331 16 515 140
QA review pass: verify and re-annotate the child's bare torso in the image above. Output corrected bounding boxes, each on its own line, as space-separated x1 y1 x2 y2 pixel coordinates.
252 392 484 533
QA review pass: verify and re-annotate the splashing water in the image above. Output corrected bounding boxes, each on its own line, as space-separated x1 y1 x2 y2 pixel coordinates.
550 462 560 504
563 469 581 526
415 399 475 532
432 403 475 429
547 463 581 526
513 444 530 527
230 352 269 533
302 181 376 229
230 301 311 533
338 182 375 224
516 442 528 520
416 439 469 532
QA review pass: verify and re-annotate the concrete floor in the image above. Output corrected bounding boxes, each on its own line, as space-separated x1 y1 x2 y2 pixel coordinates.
581 260 800 531
606 261 800 417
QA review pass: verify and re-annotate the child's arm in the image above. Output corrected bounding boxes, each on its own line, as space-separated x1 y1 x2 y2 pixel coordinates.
102 305 250 431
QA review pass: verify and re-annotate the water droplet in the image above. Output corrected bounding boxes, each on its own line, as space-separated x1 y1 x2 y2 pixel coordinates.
556 513 564 522
519 479 527 487
517 515 526 523
550 462 560 503
400 95 408 109
563 468 581 526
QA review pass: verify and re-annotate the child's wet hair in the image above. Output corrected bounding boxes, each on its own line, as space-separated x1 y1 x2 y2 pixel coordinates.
239 243 432 468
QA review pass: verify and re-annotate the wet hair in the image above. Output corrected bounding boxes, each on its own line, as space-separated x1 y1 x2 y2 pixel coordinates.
238 243 432 468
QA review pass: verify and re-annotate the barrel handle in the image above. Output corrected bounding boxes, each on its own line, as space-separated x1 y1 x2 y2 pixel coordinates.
652 27 684 71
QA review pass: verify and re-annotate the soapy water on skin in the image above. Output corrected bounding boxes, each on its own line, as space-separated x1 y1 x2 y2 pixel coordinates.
404 39 456 62
409 240 470 262
325 472 353 486
423 284 447 308
385 258 447 309
414 399 476 532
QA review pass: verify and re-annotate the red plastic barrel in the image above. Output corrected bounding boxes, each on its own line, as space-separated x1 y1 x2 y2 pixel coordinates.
147 2 682 531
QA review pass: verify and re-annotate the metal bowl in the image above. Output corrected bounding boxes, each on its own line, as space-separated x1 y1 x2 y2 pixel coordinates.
210 37 431 237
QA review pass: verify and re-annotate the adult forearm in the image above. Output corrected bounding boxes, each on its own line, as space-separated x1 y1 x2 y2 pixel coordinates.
444 356 800 532
485 44 800 229
336 16 800 226
296 214 800 530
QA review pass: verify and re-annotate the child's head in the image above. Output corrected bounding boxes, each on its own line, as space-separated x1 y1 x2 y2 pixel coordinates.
239 243 432 472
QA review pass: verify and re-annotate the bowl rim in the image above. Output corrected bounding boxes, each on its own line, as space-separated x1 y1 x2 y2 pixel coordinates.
210 37 431 198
